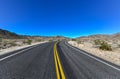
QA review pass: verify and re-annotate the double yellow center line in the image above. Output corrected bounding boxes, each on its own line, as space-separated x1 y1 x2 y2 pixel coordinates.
54 43 66 79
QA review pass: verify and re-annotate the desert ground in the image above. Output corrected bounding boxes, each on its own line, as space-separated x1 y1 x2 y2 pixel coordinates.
69 41 120 66
0 39 47 55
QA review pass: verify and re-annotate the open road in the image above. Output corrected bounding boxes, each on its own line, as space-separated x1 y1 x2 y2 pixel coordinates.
0 41 120 79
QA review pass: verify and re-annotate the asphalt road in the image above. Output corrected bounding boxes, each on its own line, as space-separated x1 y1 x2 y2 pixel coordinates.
0 41 120 79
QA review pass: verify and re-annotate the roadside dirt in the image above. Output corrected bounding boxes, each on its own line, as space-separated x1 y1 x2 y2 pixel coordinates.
69 41 120 66
0 41 47 56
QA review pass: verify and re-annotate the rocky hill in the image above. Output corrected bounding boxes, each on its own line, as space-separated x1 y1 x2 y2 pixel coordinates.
77 33 120 42
0 29 24 39
0 28 68 40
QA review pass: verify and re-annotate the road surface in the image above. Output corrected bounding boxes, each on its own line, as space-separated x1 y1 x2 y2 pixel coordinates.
0 41 120 79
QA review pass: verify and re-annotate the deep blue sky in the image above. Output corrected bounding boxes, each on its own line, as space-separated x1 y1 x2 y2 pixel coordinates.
0 0 120 38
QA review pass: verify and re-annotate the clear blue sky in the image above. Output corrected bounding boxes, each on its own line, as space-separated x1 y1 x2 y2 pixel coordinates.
0 0 120 38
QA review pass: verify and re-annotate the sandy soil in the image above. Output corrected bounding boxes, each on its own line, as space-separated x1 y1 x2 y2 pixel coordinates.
0 41 47 56
68 41 120 66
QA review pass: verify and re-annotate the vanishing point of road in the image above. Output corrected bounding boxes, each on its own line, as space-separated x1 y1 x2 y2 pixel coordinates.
0 41 120 79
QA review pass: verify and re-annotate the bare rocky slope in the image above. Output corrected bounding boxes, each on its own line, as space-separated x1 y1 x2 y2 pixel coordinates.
0 29 24 39
77 33 120 42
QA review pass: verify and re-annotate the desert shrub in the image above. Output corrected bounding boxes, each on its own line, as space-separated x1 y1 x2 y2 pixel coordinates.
94 40 112 51
1 41 17 48
118 44 120 48
8 41 17 46
49 39 53 42
94 39 102 45
37 39 42 42
23 39 32 45
99 41 112 51
72 39 76 41
27 39 32 45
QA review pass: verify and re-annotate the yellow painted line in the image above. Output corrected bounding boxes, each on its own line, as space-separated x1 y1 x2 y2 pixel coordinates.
54 43 60 79
54 43 66 79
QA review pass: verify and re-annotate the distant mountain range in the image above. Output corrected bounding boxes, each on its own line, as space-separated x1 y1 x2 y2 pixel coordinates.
77 33 120 41
0 28 68 40
0 28 120 41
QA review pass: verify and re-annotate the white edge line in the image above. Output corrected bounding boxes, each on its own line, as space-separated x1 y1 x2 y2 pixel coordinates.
65 42 120 71
0 45 38 62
